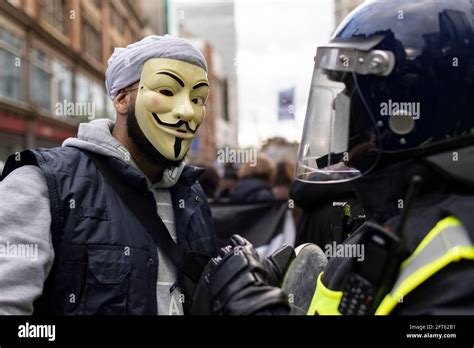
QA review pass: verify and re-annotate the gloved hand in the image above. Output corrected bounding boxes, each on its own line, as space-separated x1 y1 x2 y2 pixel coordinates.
205 234 291 315
262 243 296 287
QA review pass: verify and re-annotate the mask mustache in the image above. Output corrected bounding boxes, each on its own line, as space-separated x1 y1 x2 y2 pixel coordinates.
152 112 199 133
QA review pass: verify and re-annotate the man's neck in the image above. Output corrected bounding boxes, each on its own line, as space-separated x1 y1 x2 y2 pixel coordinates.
112 127 163 183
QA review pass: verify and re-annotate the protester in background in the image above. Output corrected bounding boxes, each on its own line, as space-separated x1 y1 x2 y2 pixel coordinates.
229 153 275 203
272 161 295 200
216 163 239 201
212 155 296 257
196 163 220 203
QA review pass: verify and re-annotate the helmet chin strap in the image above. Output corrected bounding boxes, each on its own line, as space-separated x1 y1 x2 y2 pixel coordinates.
425 144 474 188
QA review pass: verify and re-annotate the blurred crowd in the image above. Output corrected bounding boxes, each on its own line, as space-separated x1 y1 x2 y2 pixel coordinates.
193 155 304 255
195 154 296 204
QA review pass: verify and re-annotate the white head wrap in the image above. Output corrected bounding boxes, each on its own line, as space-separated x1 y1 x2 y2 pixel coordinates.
105 35 207 100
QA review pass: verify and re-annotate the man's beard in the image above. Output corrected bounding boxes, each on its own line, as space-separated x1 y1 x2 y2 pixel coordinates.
126 105 182 170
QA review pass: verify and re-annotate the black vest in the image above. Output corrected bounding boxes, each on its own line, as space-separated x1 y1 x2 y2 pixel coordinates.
2 147 217 315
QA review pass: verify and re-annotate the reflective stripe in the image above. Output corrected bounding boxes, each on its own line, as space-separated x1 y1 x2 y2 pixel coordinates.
307 272 343 315
402 217 464 264
391 223 470 295
376 217 474 315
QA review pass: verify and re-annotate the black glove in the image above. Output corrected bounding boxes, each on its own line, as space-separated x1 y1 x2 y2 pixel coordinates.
205 235 291 315
263 244 296 287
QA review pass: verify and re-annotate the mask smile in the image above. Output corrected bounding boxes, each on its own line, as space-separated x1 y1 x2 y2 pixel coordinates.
151 112 199 138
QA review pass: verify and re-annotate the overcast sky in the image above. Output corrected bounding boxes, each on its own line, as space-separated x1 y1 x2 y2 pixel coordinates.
235 0 335 147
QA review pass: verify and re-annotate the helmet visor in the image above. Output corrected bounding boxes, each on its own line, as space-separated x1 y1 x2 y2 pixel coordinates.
296 46 386 183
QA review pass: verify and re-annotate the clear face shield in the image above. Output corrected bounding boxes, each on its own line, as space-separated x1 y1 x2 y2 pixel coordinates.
296 39 395 183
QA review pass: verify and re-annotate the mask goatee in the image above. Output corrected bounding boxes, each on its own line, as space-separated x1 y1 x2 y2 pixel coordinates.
174 138 183 159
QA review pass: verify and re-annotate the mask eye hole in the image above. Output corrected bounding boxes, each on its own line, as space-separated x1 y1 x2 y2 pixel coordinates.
191 97 205 106
159 89 174 97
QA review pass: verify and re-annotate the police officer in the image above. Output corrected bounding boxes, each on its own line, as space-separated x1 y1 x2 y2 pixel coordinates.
205 0 474 315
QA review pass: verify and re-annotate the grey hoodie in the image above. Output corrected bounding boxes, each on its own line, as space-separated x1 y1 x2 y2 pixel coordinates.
0 119 185 315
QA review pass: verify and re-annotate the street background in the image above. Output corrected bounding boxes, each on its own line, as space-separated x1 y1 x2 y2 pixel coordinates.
0 0 364 173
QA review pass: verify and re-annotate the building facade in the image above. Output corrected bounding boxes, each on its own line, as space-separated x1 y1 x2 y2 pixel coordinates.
0 0 146 172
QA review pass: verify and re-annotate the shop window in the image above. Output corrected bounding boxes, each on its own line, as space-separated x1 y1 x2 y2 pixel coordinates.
0 27 23 101
110 7 124 34
39 0 68 35
52 60 73 104
81 17 102 63
76 73 111 120
30 48 52 111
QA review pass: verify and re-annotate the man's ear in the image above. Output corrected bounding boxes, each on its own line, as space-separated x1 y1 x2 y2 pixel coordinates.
114 92 130 116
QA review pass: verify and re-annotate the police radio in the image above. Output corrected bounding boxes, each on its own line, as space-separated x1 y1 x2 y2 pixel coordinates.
338 176 423 315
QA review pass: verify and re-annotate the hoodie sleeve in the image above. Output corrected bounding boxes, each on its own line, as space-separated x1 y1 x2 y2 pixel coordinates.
0 165 54 314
